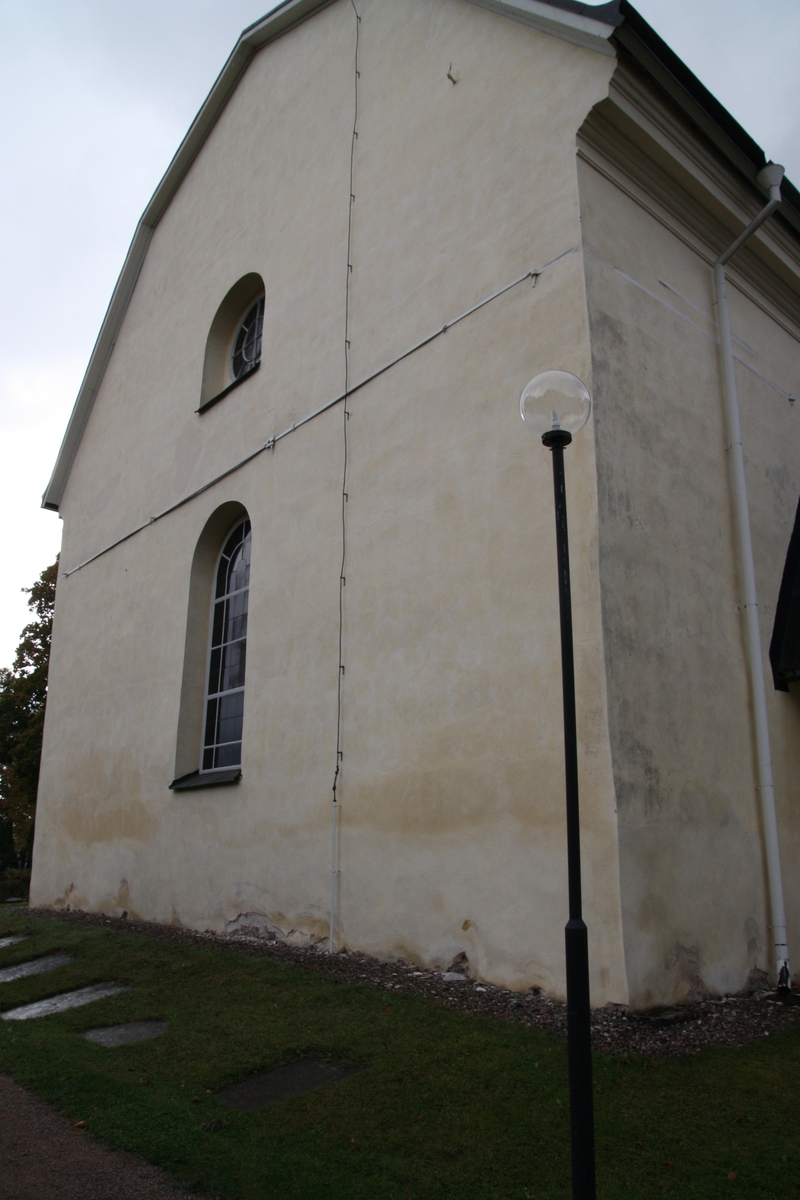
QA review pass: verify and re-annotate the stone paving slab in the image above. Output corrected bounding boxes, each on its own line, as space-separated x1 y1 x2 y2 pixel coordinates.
0 954 72 985
216 1057 365 1110
84 1020 167 1048
0 937 27 950
2 984 127 1022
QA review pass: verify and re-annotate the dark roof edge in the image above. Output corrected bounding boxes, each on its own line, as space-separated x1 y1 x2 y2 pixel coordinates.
539 0 799 219
527 0 623 23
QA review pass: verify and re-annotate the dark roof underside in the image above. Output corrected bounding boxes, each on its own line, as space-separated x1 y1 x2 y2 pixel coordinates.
543 0 800 219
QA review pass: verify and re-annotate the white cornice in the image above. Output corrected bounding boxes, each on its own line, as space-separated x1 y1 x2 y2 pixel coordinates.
464 0 616 55
578 66 800 338
42 0 335 512
608 66 800 258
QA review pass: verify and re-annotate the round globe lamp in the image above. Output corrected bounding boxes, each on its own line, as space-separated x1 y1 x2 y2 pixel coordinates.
520 369 591 441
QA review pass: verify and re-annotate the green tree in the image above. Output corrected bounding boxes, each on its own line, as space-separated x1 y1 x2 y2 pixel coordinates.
0 559 58 866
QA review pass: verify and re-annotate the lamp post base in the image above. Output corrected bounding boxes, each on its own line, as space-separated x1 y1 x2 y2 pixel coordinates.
566 918 595 1199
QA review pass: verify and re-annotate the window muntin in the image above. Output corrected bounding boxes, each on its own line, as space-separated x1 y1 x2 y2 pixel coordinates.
202 518 251 771
230 297 264 382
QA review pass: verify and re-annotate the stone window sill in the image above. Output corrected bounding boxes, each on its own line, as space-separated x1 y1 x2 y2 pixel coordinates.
196 361 260 415
169 768 242 792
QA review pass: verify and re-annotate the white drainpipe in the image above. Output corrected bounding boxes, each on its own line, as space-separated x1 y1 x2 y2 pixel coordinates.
714 162 790 990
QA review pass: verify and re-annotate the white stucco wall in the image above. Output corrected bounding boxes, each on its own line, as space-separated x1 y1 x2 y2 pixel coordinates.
579 135 800 1006
32 0 629 1002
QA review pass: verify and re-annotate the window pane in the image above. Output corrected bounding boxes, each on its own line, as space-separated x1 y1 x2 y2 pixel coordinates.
217 691 244 745
226 591 248 642
207 647 222 695
225 522 244 556
215 554 230 599
202 519 251 773
203 698 218 748
211 600 225 648
215 741 242 769
231 300 264 381
221 639 246 692
228 545 249 594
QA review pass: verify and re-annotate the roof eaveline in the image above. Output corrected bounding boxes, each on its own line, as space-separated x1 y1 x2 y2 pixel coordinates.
545 0 799 221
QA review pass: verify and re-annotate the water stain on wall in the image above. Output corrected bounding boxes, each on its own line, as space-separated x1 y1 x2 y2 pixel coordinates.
665 941 706 1003
62 794 159 847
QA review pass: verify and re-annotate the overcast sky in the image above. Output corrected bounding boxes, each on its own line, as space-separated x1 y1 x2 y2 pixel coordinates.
1 0 798 667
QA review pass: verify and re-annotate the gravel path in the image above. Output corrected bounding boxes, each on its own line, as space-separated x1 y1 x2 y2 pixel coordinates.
27 907 800 1057
0 1073 211 1200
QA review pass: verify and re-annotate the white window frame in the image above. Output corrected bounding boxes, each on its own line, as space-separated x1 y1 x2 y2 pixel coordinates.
200 517 251 774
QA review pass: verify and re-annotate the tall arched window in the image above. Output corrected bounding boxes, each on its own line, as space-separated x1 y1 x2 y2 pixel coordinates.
202 518 251 772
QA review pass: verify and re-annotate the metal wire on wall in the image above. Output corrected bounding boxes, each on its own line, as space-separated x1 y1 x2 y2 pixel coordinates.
329 0 361 954
61 245 576 581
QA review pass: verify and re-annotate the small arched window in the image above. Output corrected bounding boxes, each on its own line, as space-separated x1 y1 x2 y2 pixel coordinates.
202 518 251 772
231 297 264 382
198 273 265 414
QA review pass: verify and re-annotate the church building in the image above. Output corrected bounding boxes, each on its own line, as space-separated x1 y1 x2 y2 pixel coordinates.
31 0 800 1009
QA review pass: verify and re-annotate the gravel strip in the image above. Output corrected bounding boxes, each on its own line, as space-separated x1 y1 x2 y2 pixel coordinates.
24 907 800 1058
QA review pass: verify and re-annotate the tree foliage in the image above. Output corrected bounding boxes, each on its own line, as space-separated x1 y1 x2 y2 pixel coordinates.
0 559 58 865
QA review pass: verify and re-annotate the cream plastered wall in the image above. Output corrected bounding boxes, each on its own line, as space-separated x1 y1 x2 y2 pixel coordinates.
32 0 628 1001
579 149 800 1007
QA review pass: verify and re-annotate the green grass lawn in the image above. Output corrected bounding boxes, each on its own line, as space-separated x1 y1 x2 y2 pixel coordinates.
0 912 798 1199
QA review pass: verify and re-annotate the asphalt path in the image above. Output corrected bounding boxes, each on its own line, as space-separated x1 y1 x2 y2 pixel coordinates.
0 1074 211 1200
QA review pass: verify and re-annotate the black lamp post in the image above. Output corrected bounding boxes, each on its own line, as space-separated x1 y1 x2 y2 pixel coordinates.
520 370 595 1200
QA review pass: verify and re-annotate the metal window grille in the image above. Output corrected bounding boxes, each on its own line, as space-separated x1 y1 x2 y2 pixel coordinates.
202 518 251 771
231 298 264 381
